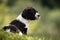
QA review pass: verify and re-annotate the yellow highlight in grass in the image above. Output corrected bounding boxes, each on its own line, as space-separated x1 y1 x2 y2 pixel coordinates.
28 20 40 34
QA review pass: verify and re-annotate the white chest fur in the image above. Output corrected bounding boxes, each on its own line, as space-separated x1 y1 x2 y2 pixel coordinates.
16 14 30 28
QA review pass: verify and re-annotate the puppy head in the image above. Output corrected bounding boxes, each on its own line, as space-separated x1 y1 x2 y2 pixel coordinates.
22 7 40 20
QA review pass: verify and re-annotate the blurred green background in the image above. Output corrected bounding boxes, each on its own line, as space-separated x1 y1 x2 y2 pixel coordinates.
0 0 60 40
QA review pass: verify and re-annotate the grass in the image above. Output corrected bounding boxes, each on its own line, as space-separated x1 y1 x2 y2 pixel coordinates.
0 0 60 40
0 30 42 40
0 29 60 40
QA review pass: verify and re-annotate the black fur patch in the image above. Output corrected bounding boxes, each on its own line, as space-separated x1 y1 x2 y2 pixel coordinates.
3 20 27 34
10 20 27 34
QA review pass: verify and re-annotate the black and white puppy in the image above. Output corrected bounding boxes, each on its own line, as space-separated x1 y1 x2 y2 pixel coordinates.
3 7 40 35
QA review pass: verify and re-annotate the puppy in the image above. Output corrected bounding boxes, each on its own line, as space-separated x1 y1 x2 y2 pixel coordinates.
3 7 40 35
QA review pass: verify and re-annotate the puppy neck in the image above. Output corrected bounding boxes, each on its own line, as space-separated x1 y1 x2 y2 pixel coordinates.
16 14 30 24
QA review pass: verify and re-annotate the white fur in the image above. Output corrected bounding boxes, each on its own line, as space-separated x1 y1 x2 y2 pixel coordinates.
6 29 10 32
19 32 23 36
16 13 30 28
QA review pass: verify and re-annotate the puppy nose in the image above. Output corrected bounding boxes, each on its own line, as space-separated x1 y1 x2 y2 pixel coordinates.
37 15 40 17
